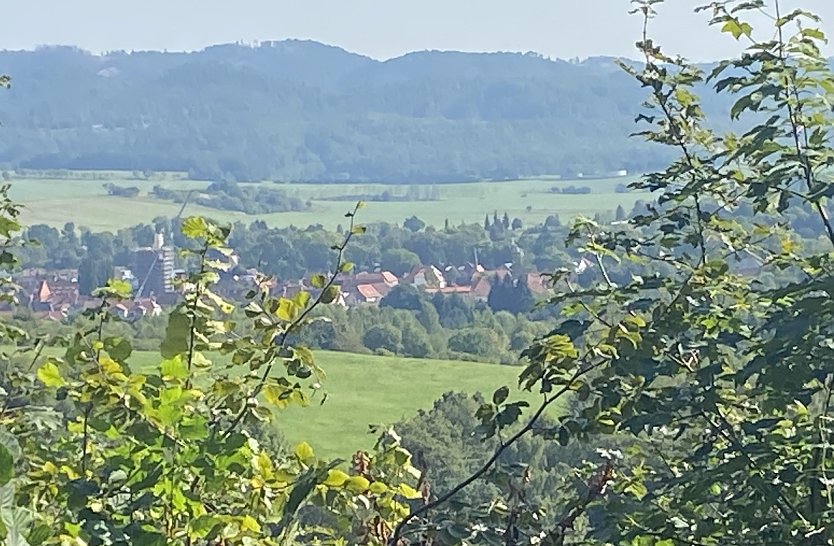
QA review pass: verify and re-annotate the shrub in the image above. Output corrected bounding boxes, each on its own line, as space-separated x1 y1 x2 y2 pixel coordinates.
363 324 402 353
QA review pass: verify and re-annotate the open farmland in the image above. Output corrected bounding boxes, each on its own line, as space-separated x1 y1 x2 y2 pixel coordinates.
9 171 652 231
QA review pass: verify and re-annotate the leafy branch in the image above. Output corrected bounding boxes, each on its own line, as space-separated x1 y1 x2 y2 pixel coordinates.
222 201 363 437
390 348 606 544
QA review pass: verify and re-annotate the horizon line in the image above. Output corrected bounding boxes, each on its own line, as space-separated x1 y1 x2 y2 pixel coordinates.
0 38 700 65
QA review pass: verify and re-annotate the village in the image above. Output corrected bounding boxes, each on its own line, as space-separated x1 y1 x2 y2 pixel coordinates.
9 231 561 322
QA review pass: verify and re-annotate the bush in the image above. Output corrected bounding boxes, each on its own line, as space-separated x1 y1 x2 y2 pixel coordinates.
381 285 424 311
560 185 592 195
510 330 536 351
363 324 402 353
401 325 433 358
447 327 501 357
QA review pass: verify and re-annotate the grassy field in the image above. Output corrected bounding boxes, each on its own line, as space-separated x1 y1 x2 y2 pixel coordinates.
32 348 533 457
9 171 652 232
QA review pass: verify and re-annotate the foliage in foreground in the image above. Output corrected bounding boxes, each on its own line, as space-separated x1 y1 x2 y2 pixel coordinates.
0 205 426 545
5 1 834 545
392 0 834 543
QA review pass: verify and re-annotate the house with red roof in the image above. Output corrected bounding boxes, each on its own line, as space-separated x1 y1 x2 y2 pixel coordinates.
346 283 383 305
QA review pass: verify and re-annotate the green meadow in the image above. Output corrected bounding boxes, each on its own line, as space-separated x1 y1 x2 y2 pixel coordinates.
9 171 651 232
24 347 536 458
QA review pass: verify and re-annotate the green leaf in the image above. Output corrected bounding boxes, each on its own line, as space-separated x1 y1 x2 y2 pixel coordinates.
263 385 289 409
160 356 188 381
37 362 65 388
321 286 341 304
282 467 322 522
130 527 166 546
0 217 20 239
397 483 422 499
105 336 133 362
204 289 234 313
624 481 648 500
351 225 367 235
721 19 752 40
93 278 133 299
180 217 210 239
347 475 370 492
160 386 184 406
294 346 315 367
276 298 298 322
339 262 355 273
27 525 51 546
802 27 826 41
293 290 311 309
189 516 222 539
0 444 13 485
294 442 315 462
240 515 260 533
179 416 208 440
310 274 327 289
492 386 510 405
323 469 350 487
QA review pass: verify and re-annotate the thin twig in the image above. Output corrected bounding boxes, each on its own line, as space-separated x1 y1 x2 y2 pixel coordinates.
389 357 603 545
772 0 834 249
222 203 361 437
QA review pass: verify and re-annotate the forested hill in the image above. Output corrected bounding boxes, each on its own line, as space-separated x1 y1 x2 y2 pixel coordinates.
0 41 726 182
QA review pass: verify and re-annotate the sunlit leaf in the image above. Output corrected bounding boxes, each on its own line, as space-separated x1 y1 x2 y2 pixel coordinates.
37 362 65 388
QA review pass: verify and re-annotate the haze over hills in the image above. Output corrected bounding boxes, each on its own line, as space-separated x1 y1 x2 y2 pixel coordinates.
0 40 732 183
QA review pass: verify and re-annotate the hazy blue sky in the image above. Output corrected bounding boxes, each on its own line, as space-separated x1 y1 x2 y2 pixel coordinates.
3 0 833 60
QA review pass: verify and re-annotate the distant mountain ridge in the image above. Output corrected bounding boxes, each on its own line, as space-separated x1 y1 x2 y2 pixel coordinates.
0 40 729 182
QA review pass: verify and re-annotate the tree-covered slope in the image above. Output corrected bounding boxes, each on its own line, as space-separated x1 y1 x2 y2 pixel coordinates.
0 41 726 182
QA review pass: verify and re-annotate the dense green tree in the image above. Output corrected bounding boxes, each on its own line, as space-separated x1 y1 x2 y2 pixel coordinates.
362 323 402 353
487 221 507 242
509 330 536 352
380 284 424 311
514 274 536 314
415 299 442 334
543 214 561 229
401 324 433 358
78 233 115 295
487 273 539 314
78 256 111 296
486 275 511 312
380 248 421 277
403 215 426 233
447 327 501 357
61 222 77 244
432 293 475 329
